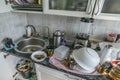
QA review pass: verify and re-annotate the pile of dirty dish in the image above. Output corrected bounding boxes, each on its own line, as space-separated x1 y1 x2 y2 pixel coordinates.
72 47 100 73
52 46 100 74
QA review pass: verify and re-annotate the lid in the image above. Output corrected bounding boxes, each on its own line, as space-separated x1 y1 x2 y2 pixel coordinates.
54 30 64 36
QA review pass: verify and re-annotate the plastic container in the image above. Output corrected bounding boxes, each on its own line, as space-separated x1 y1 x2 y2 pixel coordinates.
53 45 70 61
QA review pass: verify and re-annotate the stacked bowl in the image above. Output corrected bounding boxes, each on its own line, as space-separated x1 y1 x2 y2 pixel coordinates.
72 47 100 73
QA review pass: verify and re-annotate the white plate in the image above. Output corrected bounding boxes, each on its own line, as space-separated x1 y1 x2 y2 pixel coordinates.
72 48 100 71
31 51 47 62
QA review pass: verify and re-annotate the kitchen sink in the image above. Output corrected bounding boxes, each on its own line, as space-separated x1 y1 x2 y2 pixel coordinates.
14 37 48 55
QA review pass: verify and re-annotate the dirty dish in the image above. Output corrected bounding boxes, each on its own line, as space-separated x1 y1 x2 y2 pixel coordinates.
31 51 47 62
72 47 100 71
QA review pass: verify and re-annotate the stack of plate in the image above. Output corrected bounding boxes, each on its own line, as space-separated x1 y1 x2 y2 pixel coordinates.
72 47 100 73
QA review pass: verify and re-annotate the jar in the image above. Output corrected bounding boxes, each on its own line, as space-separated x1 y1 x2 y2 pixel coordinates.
109 62 120 80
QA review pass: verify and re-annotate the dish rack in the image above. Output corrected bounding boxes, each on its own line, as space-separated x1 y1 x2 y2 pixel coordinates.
11 4 43 11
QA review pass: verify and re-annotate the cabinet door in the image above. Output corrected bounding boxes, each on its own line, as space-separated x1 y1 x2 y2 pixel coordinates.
43 0 96 18
0 52 14 80
35 64 86 80
0 0 12 13
93 0 120 20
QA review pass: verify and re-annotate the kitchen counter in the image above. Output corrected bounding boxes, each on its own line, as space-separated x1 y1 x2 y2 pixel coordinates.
0 49 111 80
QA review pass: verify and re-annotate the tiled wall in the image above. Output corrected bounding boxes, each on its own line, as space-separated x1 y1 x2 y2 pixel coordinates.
27 14 120 40
0 12 27 48
0 12 120 48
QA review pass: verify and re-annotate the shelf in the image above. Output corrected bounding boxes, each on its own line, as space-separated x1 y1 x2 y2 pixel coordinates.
11 10 43 14
11 4 43 14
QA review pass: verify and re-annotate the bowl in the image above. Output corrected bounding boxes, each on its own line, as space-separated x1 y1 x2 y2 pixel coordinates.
31 51 47 62
72 47 100 71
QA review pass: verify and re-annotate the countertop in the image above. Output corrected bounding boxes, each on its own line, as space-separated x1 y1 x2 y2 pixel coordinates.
0 49 111 80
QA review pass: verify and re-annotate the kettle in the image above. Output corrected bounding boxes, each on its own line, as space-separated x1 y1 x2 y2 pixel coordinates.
53 30 65 47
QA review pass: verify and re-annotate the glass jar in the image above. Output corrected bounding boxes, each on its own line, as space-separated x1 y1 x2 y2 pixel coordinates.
109 62 120 80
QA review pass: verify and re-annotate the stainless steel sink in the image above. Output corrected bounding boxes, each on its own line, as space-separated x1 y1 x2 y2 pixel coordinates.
14 37 48 55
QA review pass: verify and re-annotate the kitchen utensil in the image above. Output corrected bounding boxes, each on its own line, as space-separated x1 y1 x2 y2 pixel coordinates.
72 47 100 71
53 30 65 47
109 62 120 80
16 59 32 79
98 62 112 75
31 51 47 62
53 45 70 61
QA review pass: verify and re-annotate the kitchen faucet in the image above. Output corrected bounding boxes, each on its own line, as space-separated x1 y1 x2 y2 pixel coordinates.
26 25 36 37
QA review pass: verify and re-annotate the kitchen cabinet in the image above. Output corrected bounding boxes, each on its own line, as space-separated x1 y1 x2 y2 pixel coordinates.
93 0 120 20
43 0 96 18
1 0 120 20
35 64 86 80
0 0 12 13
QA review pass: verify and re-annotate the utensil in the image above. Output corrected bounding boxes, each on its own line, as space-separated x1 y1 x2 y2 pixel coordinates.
53 30 65 47
16 59 32 79
31 51 47 62
53 45 70 61
109 62 120 80
72 47 100 71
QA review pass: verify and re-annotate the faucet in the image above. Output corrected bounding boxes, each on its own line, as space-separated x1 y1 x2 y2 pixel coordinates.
26 25 36 37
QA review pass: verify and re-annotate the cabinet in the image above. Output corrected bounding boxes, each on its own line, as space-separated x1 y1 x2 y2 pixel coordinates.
1 0 120 20
0 0 12 13
0 0 43 13
43 0 96 18
35 64 86 80
93 0 120 20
